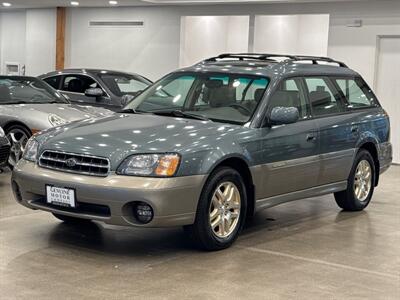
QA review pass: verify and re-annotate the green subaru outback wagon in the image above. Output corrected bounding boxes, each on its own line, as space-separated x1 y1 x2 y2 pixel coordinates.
12 54 392 250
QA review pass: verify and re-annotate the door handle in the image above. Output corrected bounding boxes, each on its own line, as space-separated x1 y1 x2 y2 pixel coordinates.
306 133 317 141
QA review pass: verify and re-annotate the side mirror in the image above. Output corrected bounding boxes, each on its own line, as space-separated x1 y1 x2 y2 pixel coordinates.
85 88 104 98
269 106 299 125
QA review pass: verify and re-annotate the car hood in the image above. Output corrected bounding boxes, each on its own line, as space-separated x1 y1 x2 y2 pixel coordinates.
23 103 112 121
38 113 241 169
0 103 114 130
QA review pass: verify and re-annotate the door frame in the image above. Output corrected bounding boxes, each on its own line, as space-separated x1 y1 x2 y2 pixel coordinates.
373 35 400 90
373 35 400 165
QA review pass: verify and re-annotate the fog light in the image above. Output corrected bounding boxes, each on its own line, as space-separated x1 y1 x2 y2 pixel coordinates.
134 202 153 224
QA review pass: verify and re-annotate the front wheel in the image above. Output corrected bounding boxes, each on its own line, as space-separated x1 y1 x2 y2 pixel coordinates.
6 125 31 169
185 167 247 251
334 149 375 211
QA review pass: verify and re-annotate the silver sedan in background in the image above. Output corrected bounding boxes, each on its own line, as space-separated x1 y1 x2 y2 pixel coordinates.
0 76 114 168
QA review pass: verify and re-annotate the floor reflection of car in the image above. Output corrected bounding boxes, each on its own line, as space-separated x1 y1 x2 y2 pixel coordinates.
39 69 152 111
0 126 11 169
0 76 114 168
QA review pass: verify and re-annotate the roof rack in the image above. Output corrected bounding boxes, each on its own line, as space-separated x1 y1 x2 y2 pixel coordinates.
202 53 348 68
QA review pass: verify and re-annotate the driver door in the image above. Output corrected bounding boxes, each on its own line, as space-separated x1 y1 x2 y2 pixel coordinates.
255 77 320 199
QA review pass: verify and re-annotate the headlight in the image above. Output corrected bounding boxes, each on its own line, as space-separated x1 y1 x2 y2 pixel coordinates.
117 153 180 177
23 138 39 162
48 114 66 126
0 127 5 138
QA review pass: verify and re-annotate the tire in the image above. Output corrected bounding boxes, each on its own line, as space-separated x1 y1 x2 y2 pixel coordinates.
5 124 32 170
52 213 92 224
334 149 376 211
185 167 247 251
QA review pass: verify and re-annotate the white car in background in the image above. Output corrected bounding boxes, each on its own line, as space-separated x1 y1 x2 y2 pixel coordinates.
0 76 113 168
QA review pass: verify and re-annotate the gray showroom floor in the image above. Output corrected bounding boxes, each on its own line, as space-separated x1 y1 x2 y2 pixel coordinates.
0 167 399 300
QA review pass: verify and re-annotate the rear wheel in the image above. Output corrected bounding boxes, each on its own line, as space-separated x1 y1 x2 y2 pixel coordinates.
185 167 247 251
334 149 375 211
5 125 31 169
52 213 92 224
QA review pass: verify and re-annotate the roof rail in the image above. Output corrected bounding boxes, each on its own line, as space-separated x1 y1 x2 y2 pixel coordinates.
292 56 348 68
202 53 348 68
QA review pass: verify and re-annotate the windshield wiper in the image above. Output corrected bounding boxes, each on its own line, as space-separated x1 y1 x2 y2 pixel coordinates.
151 110 210 121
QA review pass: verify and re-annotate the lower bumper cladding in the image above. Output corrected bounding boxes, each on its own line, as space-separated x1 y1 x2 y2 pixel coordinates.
12 160 206 227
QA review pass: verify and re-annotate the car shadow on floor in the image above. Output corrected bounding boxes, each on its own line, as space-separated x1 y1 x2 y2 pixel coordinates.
45 197 370 256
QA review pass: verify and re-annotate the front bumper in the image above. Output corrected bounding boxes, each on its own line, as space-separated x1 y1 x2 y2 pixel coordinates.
12 160 206 227
378 141 393 174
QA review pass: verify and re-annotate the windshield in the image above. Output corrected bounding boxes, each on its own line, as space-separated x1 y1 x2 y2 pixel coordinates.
99 73 151 97
127 72 269 124
0 77 68 105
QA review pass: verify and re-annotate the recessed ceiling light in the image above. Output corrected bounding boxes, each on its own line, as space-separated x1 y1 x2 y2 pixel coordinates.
70 1 79 6
2 2 11 7
109 0 118 5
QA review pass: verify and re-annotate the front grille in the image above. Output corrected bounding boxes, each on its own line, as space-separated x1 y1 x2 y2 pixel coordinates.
39 150 110 177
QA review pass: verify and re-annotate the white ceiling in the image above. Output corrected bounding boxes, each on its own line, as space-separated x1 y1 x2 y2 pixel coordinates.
0 0 388 10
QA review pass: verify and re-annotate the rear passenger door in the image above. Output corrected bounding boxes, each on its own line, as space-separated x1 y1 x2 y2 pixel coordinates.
303 76 357 186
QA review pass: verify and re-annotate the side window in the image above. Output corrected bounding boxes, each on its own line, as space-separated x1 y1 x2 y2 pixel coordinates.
335 78 376 109
43 76 61 89
61 75 98 94
304 77 343 116
268 78 310 120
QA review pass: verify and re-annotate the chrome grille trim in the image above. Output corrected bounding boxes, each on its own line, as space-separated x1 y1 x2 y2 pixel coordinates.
39 150 110 177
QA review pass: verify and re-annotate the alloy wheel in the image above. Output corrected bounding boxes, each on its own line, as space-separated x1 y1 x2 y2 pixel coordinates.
7 129 29 167
353 159 372 202
209 181 241 239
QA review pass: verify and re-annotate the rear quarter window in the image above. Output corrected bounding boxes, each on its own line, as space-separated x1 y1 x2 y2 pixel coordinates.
334 77 378 109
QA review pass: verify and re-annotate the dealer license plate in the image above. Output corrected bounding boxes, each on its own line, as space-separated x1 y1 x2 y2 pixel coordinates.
46 185 76 208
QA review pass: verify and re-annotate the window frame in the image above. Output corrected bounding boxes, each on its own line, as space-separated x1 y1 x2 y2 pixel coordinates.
301 75 347 119
43 75 62 90
330 76 380 111
131 71 271 125
42 73 110 99
260 75 314 128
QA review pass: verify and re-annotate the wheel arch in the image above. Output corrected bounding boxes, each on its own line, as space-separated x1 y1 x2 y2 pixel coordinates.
357 141 380 187
206 155 256 218
3 121 32 136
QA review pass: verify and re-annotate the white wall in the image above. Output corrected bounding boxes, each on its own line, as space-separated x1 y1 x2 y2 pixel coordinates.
25 9 56 76
66 7 181 81
328 17 400 87
62 0 400 84
254 14 329 56
0 0 399 84
180 16 249 67
0 11 26 74
0 8 56 76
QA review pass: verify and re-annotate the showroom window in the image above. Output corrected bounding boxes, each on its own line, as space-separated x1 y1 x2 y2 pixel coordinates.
335 78 376 109
304 77 344 116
